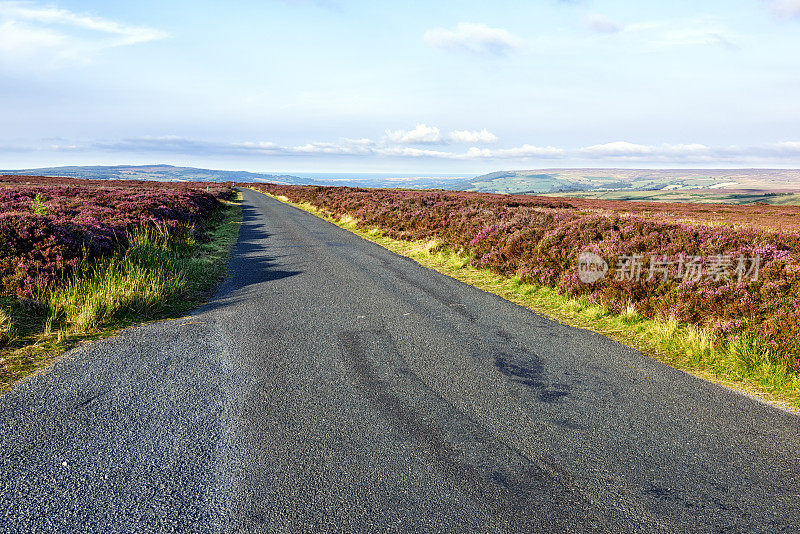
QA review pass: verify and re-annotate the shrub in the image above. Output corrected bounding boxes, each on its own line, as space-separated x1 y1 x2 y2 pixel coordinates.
0 178 232 298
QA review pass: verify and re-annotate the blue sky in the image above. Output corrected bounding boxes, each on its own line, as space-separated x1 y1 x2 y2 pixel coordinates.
1 0 800 173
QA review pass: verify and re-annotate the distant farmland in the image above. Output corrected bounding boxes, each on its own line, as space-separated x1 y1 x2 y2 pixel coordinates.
460 168 800 202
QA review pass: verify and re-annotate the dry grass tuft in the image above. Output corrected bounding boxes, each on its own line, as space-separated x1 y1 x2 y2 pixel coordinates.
0 308 12 346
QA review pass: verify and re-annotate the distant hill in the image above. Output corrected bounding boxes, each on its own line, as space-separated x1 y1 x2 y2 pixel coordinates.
0 165 311 185
461 168 800 195
5 166 800 201
0 165 470 189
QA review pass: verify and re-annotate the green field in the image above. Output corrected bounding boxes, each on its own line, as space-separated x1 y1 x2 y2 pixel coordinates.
545 189 800 205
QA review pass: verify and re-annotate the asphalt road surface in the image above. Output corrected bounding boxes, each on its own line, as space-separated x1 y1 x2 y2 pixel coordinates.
2 188 799 532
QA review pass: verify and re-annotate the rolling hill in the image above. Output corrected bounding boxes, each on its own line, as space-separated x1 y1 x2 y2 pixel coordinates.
0 165 310 185
458 168 800 195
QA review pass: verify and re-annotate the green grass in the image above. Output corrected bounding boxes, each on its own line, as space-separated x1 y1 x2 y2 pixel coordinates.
263 191 800 412
0 192 242 392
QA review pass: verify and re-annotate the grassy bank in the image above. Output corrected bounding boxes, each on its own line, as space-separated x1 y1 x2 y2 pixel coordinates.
263 191 800 412
0 192 242 392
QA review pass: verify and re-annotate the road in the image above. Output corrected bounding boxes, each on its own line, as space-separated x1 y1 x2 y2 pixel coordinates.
1 187 799 532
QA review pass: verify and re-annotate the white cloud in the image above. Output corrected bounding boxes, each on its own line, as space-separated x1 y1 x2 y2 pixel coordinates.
386 126 500 146
767 0 800 18
235 141 281 151
449 129 499 144
623 17 738 50
386 124 442 144
0 19 64 55
423 22 524 56
582 13 624 34
0 1 168 67
465 144 564 159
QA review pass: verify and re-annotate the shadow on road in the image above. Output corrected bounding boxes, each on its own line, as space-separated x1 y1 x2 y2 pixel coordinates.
201 202 301 313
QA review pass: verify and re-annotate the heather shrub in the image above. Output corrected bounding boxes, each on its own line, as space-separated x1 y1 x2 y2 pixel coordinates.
0 181 231 298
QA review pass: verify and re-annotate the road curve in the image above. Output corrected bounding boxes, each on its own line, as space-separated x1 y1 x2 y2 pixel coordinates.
1 187 799 532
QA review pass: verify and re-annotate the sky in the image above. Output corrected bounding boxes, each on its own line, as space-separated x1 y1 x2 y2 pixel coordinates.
1 0 800 174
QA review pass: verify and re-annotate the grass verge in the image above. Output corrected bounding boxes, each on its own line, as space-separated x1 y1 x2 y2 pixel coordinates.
261 190 800 412
0 192 242 393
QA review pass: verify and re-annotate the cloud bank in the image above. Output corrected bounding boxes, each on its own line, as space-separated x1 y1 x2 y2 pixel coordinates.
386 125 500 146
8 135 800 166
